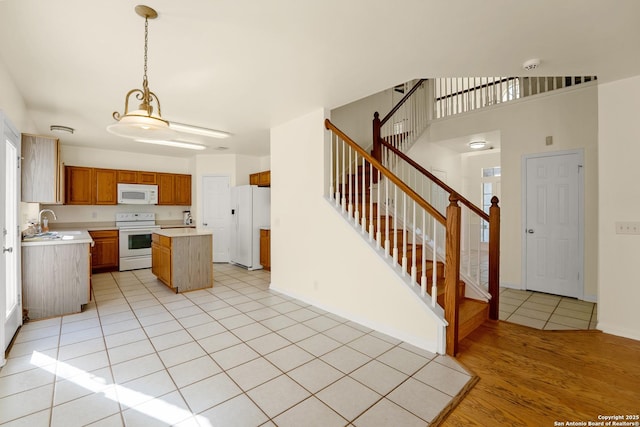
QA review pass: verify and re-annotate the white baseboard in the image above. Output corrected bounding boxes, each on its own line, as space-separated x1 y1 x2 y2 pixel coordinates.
596 322 640 342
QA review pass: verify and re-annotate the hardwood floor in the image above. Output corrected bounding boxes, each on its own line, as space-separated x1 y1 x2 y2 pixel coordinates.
442 321 640 426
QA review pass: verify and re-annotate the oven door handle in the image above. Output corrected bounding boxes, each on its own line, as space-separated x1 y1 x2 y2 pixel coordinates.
120 227 160 233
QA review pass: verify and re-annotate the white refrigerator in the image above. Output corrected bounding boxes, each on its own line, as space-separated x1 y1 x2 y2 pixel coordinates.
230 185 270 270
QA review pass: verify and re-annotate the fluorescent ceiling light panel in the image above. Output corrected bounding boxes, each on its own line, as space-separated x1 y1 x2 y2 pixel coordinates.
135 139 206 150
169 122 231 139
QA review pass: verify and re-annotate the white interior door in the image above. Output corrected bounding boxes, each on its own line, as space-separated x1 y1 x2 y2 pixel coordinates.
2 113 21 361
524 151 583 298
202 175 230 263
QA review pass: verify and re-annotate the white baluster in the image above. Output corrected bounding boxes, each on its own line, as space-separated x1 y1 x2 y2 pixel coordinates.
402 192 407 276
362 157 367 233
411 200 417 284
335 136 340 206
376 169 382 248
369 162 374 241
341 140 346 212
348 145 353 218
432 218 438 307
421 210 427 297
384 170 390 257
329 133 334 202
393 185 398 265
354 152 359 226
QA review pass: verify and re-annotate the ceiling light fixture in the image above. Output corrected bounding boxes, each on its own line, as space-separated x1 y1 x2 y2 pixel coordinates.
169 122 231 139
50 125 75 134
135 139 206 151
107 5 176 140
469 141 487 149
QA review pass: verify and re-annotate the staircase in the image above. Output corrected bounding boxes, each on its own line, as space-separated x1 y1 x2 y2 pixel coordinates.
345 162 490 346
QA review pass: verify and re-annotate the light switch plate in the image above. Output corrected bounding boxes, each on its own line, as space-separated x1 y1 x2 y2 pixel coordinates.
615 221 640 234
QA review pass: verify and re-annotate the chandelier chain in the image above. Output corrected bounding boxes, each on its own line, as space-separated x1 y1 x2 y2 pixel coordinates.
143 16 149 92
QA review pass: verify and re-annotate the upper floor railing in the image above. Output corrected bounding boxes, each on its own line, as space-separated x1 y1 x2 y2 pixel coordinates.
433 76 597 119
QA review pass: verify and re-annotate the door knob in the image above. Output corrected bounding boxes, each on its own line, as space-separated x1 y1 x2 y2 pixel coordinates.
3 246 13 253
527 229 535 234
203 223 208 226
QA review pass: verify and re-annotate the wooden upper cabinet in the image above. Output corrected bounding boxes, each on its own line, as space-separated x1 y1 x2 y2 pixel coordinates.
21 134 63 203
117 170 137 183
95 168 117 205
66 166 189 205
157 173 191 205
157 173 175 205
65 166 93 205
174 174 192 205
137 171 157 184
118 170 157 184
250 170 270 187
258 171 270 187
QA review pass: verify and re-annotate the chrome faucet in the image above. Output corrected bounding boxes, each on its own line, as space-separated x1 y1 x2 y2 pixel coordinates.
38 209 57 233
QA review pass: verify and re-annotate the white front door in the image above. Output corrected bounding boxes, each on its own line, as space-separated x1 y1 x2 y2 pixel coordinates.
202 175 230 263
2 113 21 362
524 151 583 298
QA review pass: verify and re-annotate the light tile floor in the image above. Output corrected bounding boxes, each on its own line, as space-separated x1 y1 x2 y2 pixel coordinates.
0 264 473 426
499 287 598 330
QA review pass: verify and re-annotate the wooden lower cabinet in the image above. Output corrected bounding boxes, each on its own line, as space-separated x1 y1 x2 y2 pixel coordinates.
22 243 91 319
89 230 119 272
152 234 172 286
260 228 270 271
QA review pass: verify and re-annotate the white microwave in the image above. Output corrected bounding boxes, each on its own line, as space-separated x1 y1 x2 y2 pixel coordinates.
117 183 158 205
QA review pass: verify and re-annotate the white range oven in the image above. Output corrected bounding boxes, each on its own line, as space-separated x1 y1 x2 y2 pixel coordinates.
116 212 160 271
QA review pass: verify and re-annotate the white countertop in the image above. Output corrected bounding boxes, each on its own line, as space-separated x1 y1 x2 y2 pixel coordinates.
154 228 213 238
22 230 94 247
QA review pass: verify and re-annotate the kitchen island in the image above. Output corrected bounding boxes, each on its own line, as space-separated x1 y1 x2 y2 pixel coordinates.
152 228 213 293
21 230 93 320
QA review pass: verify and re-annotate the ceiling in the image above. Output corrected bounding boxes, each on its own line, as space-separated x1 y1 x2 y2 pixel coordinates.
1 0 639 157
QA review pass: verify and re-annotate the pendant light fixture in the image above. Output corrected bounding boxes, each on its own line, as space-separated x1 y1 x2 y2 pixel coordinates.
107 5 176 140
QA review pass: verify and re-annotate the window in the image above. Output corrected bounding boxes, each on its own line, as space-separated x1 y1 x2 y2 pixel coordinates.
482 166 501 178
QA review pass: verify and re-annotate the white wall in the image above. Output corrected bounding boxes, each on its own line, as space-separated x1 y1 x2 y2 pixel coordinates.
270 108 443 352
331 87 396 148
428 85 599 299
0 59 30 132
406 135 465 193
597 75 640 341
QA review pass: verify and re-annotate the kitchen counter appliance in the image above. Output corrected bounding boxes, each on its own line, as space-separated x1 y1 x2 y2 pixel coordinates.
116 212 160 271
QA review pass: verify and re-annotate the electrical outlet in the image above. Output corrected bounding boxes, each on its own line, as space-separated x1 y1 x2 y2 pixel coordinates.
615 221 640 234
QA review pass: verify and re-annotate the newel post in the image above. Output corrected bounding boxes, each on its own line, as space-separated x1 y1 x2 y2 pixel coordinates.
445 193 461 356
372 111 381 163
488 196 501 320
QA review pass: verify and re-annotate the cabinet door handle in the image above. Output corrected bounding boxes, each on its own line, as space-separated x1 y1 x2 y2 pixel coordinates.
3 246 13 254
527 229 535 234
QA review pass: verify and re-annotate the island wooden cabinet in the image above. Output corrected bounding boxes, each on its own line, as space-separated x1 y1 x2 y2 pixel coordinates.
260 228 270 271
152 229 212 292
151 234 172 285
88 230 119 272
21 134 63 203
250 170 271 187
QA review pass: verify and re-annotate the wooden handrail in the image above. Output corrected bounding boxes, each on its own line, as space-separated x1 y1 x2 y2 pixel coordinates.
325 119 446 225
379 139 490 222
380 79 428 126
